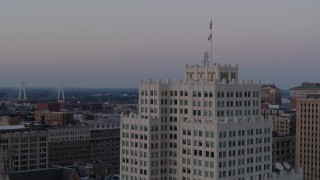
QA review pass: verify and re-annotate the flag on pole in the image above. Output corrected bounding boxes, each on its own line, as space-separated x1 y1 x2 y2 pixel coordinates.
209 20 212 29
208 33 212 41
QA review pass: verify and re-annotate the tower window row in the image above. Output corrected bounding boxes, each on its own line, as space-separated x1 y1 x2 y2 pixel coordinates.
140 90 260 98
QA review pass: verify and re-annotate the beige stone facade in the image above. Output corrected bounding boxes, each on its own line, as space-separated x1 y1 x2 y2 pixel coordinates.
0 116 21 126
290 82 320 109
295 97 320 180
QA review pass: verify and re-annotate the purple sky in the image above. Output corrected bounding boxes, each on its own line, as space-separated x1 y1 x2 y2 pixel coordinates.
0 1 319 88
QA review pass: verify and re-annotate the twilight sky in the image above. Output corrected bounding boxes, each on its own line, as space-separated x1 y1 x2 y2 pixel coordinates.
0 1 319 88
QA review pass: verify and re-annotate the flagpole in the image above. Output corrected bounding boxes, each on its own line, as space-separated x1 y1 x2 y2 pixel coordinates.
210 19 213 65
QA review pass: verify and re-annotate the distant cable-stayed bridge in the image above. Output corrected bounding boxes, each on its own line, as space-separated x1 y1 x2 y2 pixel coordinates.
0 87 138 103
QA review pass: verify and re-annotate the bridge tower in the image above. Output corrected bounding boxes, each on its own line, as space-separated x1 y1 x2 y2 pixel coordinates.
18 80 27 101
57 82 65 103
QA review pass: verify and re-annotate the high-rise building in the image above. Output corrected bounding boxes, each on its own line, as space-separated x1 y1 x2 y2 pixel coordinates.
295 96 320 180
120 63 272 180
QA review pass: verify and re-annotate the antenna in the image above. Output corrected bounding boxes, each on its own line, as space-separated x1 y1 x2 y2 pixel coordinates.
208 19 213 65
18 80 27 101
203 51 209 67
58 82 65 103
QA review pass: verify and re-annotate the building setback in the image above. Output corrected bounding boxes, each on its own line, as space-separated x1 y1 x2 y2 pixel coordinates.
121 63 272 180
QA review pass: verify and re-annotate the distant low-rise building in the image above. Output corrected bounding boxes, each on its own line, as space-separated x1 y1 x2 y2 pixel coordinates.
36 102 60 112
261 84 282 105
35 112 73 126
0 116 21 126
273 113 296 136
261 108 295 133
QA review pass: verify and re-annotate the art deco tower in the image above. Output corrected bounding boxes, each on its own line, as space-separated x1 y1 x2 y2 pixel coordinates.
121 63 272 180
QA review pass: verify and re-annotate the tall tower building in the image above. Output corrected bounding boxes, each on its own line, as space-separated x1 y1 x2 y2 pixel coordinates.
121 63 272 180
295 96 320 180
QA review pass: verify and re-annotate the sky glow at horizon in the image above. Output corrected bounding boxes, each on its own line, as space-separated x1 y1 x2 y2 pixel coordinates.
0 1 319 89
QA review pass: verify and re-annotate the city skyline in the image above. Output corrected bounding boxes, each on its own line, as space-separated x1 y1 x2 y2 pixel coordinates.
1 0 319 89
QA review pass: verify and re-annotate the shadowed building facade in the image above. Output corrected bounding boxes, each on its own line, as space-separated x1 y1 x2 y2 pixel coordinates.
90 122 120 174
48 126 90 166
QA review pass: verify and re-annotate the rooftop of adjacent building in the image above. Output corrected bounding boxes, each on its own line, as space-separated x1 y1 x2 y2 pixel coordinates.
271 168 302 180
47 124 90 130
86 120 120 129
290 82 320 90
35 111 72 115
0 121 45 133
0 115 21 126
0 124 26 130
0 129 47 136
7 167 79 180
